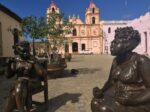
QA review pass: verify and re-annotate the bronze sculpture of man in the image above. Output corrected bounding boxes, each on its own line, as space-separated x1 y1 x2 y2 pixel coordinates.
4 41 46 112
91 27 150 112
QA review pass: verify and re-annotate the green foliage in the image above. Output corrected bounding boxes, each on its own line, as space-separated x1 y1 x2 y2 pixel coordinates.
47 12 72 54
21 12 72 58
21 16 47 56
21 16 47 39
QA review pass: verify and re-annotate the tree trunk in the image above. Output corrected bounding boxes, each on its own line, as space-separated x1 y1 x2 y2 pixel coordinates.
32 37 36 57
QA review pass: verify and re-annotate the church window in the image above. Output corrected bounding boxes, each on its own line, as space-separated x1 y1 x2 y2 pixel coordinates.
92 8 95 14
73 28 77 36
52 8 55 13
92 17 95 24
108 27 111 33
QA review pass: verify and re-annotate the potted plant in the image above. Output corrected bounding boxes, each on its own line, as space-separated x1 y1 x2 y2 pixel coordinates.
46 12 72 78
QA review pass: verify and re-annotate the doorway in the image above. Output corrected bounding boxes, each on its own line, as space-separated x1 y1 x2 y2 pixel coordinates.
72 42 78 52
81 44 86 50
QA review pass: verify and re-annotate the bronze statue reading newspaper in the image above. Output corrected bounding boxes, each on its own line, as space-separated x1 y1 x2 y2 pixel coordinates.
4 41 46 112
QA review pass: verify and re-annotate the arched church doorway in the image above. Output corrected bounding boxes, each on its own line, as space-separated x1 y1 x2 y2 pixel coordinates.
72 42 78 53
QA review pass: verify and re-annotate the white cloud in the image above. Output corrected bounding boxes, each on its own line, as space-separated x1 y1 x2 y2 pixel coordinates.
125 1 128 6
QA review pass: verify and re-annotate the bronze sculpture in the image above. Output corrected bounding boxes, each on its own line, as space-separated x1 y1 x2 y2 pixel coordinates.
91 27 150 112
4 41 47 112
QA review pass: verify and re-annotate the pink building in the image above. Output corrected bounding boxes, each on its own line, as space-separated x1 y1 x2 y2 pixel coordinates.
129 13 150 55
101 21 130 54
102 13 150 56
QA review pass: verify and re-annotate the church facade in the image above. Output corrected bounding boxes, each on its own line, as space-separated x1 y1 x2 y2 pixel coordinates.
47 0 150 55
47 1 103 54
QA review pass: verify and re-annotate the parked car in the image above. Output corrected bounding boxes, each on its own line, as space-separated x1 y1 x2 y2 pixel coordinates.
80 50 93 55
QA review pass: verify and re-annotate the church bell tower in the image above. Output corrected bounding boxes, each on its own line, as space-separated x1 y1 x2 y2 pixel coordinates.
85 0 100 24
46 0 60 18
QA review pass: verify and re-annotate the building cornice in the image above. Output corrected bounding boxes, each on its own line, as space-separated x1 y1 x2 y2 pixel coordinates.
0 3 22 23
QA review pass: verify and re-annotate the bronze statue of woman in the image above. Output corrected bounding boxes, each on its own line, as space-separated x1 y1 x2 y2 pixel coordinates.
4 41 46 112
91 27 150 112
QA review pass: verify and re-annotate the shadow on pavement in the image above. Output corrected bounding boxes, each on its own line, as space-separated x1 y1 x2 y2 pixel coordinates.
62 69 78 78
76 68 101 74
60 68 101 78
26 93 81 112
47 93 81 112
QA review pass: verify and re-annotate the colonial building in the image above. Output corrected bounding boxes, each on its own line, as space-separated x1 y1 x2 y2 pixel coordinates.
0 3 23 57
102 20 130 54
102 12 150 56
129 13 150 55
47 0 103 54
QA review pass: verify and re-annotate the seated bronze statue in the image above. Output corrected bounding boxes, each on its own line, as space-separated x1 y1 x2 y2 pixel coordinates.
91 27 150 112
4 41 47 112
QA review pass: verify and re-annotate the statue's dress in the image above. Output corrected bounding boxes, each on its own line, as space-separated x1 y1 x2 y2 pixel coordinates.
92 53 150 112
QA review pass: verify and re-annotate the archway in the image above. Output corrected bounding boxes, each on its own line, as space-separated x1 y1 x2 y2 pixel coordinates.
92 17 95 24
52 8 55 13
73 28 77 36
72 42 78 52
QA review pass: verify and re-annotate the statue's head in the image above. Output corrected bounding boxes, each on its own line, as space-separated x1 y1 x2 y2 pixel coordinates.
110 27 141 56
16 41 30 59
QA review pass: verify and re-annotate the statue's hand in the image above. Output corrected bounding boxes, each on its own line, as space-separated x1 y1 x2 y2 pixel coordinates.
93 87 103 99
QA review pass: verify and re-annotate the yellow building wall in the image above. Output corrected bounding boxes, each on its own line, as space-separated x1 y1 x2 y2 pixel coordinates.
0 11 23 57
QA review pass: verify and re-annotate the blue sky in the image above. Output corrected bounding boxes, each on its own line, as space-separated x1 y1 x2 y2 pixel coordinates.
1 0 150 21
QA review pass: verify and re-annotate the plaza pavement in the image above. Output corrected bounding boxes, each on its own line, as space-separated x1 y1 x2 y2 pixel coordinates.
0 54 114 112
